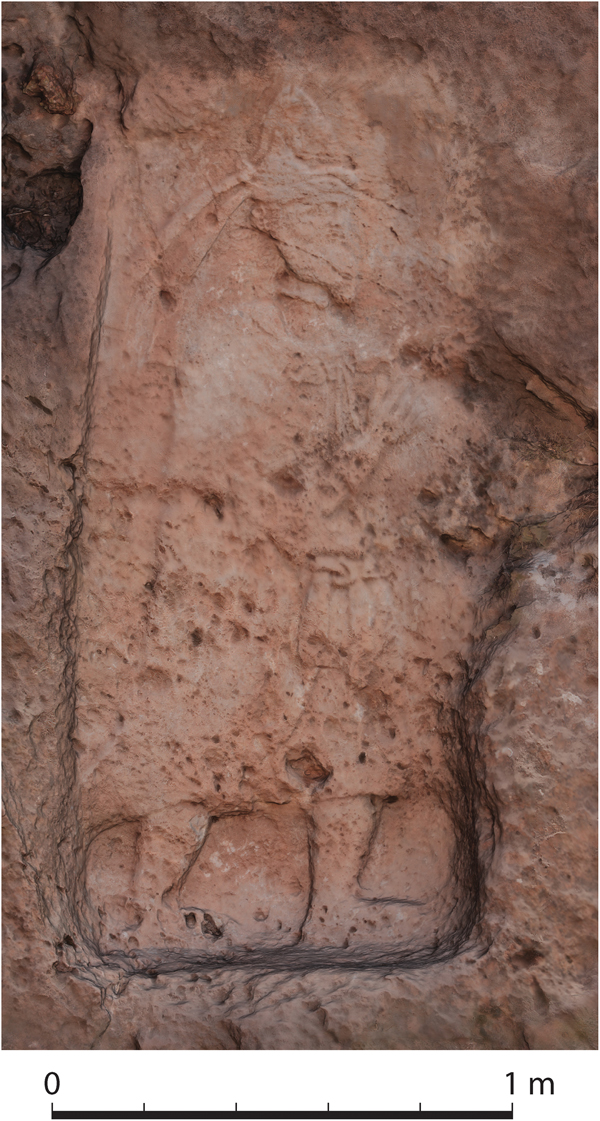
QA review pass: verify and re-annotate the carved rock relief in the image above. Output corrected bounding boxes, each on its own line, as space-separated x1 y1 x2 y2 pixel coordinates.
77 129 483 964
3 1 596 1047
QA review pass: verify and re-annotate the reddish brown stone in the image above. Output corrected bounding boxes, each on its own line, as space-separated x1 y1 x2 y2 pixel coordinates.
2 1 596 1049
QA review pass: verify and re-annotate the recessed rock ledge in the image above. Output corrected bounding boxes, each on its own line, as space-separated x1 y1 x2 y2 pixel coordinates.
2 2 597 1049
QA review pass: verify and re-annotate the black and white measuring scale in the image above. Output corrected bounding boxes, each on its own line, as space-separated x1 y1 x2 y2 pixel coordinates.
49 1107 515 1120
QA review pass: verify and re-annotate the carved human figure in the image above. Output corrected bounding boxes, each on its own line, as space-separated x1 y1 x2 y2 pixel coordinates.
80 80 502 969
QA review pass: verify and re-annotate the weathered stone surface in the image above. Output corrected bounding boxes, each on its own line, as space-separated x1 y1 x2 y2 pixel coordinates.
2 2 597 1049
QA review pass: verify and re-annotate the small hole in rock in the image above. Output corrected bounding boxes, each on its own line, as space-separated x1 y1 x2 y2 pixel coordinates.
204 493 224 519
201 912 223 939
184 913 197 928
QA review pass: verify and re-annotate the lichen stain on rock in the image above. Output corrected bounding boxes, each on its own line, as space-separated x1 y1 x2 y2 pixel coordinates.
2 2 597 1049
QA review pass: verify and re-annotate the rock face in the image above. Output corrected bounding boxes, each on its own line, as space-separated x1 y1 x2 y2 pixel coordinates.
2 2 597 1049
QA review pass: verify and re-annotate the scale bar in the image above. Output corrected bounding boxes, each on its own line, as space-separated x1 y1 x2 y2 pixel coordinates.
51 1111 515 1120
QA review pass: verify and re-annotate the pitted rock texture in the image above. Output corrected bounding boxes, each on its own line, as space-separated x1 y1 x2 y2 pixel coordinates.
2 2 597 1049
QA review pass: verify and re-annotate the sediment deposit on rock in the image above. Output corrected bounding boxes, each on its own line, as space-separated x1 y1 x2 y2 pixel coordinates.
3 2 597 1049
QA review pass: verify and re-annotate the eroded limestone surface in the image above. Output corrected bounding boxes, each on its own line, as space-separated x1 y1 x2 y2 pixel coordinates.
3 2 597 1048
